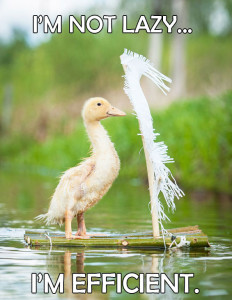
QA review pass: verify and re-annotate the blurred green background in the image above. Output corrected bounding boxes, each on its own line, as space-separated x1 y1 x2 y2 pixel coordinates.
0 0 231 196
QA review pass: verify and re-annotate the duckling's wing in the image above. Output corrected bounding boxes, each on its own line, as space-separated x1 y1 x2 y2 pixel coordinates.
37 158 96 224
59 158 96 201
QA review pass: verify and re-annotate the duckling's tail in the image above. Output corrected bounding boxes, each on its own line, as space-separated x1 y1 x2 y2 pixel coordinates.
35 213 49 224
35 213 64 226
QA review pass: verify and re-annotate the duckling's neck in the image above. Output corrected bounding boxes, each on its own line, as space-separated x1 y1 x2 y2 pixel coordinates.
85 120 114 154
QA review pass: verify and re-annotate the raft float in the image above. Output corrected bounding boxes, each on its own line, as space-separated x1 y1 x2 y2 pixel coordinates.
24 225 210 249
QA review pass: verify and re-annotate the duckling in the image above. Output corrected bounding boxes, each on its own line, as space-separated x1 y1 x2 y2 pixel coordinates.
36 97 126 239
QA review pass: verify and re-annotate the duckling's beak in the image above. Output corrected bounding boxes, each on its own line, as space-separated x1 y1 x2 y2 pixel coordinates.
107 106 126 117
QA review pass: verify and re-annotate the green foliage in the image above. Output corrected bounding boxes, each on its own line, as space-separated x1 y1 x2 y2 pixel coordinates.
0 29 29 87
186 35 232 94
155 92 232 193
0 29 28 67
1 93 231 195
0 22 148 105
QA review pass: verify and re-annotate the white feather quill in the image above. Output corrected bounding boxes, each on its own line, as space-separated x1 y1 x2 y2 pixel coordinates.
120 49 184 237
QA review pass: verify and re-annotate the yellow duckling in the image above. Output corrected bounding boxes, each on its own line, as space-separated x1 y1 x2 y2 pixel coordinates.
36 97 126 238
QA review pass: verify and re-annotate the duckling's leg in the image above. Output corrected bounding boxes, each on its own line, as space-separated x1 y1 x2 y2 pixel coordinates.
65 209 74 239
75 213 89 238
75 213 106 238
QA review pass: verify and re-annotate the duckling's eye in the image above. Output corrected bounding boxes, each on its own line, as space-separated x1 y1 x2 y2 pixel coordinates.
97 103 102 106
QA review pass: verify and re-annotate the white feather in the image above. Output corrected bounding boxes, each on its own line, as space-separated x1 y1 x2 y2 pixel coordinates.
120 49 184 233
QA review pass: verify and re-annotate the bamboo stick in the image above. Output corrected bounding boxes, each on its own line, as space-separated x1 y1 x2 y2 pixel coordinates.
121 64 160 238
142 139 160 237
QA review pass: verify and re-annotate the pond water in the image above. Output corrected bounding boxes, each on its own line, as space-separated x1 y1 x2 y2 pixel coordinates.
0 172 232 299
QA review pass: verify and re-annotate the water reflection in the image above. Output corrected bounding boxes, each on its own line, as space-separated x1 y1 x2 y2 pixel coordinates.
38 246 211 299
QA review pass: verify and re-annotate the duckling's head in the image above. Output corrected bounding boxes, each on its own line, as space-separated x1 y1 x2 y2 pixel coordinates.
82 97 126 123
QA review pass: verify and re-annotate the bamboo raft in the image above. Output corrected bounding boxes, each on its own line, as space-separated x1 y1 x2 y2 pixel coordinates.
24 225 210 249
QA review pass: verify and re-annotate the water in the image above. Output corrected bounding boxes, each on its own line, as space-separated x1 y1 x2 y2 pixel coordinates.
0 172 232 299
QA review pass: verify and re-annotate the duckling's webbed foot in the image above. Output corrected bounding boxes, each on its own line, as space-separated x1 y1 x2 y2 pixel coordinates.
75 213 90 239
